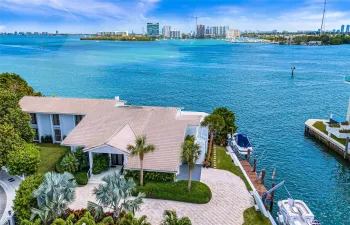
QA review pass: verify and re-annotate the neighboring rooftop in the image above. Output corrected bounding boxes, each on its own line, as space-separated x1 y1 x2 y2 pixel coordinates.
19 96 117 115
19 96 205 172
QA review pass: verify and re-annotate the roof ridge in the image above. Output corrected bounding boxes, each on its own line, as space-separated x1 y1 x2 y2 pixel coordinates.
138 108 154 134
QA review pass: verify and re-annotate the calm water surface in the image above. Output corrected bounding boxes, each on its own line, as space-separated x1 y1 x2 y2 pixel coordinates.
1 36 350 224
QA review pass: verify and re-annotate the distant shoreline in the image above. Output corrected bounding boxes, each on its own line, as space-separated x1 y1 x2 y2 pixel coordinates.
80 36 155 41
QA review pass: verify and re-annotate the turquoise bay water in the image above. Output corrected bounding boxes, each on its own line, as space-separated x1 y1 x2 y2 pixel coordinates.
1 36 350 224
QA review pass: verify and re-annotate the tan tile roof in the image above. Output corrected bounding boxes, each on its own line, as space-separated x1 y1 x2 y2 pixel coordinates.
19 96 116 115
19 96 204 172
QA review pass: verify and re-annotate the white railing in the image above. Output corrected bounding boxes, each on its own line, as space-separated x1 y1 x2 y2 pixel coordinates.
226 146 277 225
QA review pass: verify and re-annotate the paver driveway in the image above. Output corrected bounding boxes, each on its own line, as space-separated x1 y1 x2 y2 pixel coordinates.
70 168 254 225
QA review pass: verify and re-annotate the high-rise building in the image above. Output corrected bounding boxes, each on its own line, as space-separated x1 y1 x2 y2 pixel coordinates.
170 30 181 39
341 25 345 33
196 25 205 38
147 23 159 37
226 29 240 38
162 26 171 38
346 25 350 33
205 26 210 35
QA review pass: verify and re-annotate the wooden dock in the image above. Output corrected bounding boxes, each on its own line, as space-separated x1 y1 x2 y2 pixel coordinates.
240 160 270 199
305 119 350 161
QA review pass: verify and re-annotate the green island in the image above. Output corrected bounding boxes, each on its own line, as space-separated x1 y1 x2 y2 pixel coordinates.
262 34 350 45
80 35 155 41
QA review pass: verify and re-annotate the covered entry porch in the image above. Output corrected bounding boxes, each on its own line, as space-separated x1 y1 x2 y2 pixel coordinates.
86 145 129 182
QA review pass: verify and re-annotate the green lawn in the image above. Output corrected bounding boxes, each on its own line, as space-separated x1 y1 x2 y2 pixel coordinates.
133 180 212 204
243 207 271 225
312 121 346 146
214 145 252 191
36 143 70 174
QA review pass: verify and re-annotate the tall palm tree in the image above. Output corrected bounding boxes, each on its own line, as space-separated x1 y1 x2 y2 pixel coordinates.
181 136 201 192
127 135 155 186
87 171 145 220
161 210 192 225
201 114 225 162
31 172 77 224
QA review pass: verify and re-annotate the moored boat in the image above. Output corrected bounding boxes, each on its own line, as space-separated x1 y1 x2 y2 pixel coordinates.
230 133 253 155
277 198 321 225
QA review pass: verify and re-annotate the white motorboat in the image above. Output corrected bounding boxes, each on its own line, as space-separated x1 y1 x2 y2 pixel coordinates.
230 133 253 155
277 198 321 225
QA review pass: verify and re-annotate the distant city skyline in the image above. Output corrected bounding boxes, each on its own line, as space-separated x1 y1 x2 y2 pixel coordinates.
1 0 350 33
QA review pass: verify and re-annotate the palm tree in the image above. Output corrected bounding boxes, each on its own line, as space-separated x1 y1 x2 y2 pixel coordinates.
161 210 192 225
127 135 155 186
118 212 151 225
181 136 201 192
201 114 225 162
87 170 145 220
31 172 77 224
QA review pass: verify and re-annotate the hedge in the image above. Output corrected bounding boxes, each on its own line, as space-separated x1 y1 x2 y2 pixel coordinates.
133 180 212 204
73 171 88 185
13 174 44 222
125 170 176 183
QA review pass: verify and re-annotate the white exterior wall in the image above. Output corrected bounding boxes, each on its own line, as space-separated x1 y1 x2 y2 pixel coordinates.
60 114 75 138
196 126 209 164
37 114 52 140
185 125 209 165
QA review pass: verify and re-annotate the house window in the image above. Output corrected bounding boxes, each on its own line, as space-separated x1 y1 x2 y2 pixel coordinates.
53 114 60 126
30 113 37 125
54 129 61 142
75 115 83 126
33 128 39 141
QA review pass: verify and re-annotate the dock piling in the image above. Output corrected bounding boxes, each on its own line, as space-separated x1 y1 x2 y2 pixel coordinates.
261 169 266 185
247 149 251 161
269 182 275 212
253 158 257 172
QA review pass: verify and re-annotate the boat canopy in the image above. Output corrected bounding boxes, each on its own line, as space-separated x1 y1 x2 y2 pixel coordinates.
236 133 252 148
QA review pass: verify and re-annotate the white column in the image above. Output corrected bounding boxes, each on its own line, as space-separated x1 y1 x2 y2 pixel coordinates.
89 152 93 171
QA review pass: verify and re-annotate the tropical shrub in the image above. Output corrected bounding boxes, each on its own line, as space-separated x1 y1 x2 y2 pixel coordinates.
74 147 89 170
41 135 53 143
31 172 77 224
13 174 44 222
6 143 40 176
125 170 175 183
56 154 65 173
118 212 151 225
20 218 42 225
339 129 350 133
92 154 109 174
73 171 88 185
87 171 145 219
61 153 80 173
161 210 192 225
51 218 66 225
341 121 349 125
75 212 95 225
329 123 341 128
212 107 237 145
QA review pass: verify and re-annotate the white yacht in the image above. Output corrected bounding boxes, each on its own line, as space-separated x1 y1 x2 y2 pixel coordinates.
277 198 321 225
230 133 253 155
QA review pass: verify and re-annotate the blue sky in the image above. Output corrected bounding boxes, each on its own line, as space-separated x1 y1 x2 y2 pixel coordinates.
0 0 349 33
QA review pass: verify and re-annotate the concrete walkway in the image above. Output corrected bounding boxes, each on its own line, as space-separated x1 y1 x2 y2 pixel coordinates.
70 168 254 225
0 170 21 225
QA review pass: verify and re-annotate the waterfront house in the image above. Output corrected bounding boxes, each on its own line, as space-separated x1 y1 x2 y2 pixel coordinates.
19 96 209 181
